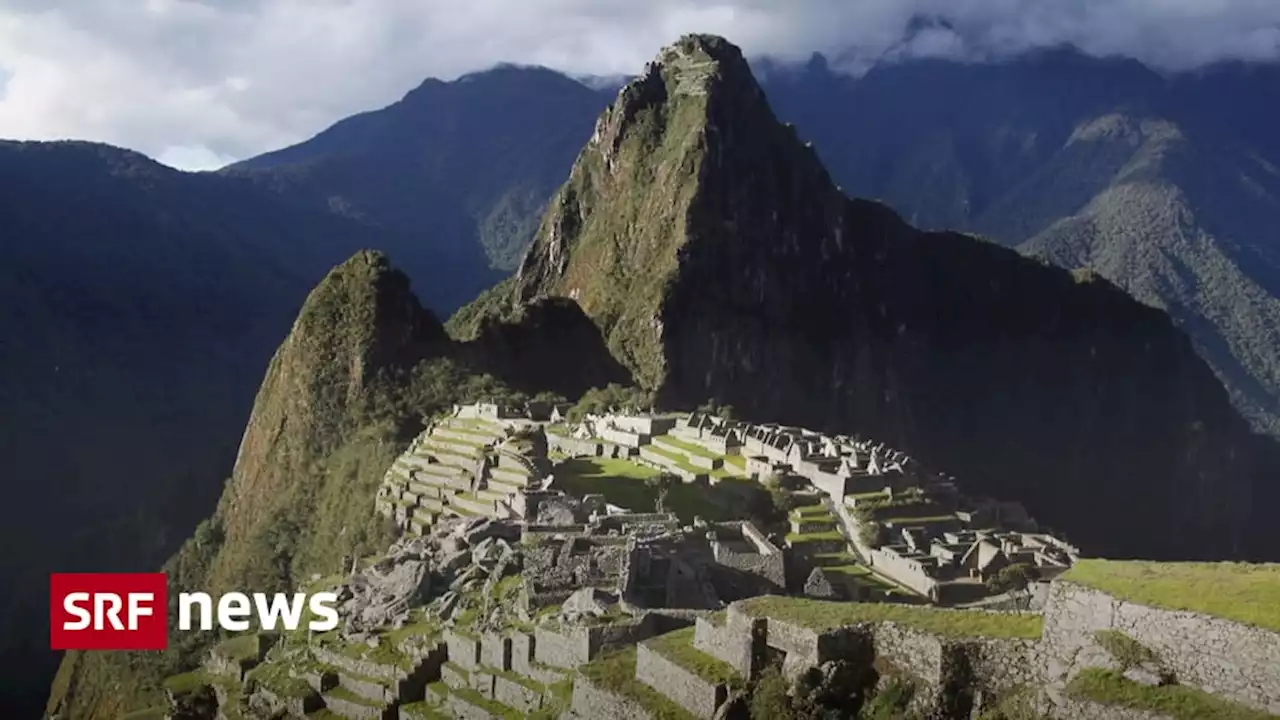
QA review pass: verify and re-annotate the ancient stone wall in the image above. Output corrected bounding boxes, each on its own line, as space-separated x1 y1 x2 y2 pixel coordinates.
444 630 482 670
964 637 1045 698
693 616 754 677
570 676 653 720
869 622 945 686
1041 582 1280 714
868 547 940 597
493 675 543 713
480 633 511 671
762 617 869 669
547 435 602 458
587 615 661 658
635 643 726 718
534 625 591 668
311 646 404 683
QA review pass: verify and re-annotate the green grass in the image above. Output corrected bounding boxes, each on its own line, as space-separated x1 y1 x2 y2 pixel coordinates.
786 530 846 544
1094 630 1161 670
1063 560 1280 632
324 685 383 707
161 670 210 695
578 647 697 720
723 455 746 471
738 597 1044 639
792 503 832 517
485 664 545 693
247 660 316 699
644 627 743 688
213 633 262 662
399 700 452 720
881 514 958 525
652 434 721 459
1067 668 1272 719
450 685 525 719
553 456 765 522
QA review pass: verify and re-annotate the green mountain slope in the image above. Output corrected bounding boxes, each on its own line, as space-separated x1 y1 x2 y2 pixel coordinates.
225 65 610 271
1013 115 1280 429
759 54 1280 435
475 34 1277 562
45 250 627 718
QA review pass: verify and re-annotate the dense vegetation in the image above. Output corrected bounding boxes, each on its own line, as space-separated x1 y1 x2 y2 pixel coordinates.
44 251 627 717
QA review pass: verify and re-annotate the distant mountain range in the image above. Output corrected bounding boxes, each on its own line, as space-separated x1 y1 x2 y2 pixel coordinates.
224 48 1280 437
5 40 1280 716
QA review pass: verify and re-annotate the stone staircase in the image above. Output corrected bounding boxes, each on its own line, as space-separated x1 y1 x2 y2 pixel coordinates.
375 418 544 536
565 623 744 720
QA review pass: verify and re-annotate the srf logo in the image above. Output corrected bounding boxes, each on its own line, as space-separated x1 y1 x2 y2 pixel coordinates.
50 573 168 650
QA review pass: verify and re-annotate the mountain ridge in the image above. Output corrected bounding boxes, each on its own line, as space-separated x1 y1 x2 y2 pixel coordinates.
491 33 1277 561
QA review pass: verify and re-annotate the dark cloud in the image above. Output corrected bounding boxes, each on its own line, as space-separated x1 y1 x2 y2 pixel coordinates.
0 0 1276 169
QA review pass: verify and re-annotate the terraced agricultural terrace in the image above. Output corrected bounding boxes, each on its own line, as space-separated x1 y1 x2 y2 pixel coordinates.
157 402 1280 719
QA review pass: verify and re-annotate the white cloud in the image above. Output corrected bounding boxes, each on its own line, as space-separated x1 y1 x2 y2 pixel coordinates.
155 144 238 171
0 0 1276 166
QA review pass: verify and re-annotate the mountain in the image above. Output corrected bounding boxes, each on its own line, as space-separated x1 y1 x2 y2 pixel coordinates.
0 140 494 715
231 51 1280 438
40 33 1280 716
45 250 625 718
465 34 1278 562
756 50 1280 436
224 64 611 271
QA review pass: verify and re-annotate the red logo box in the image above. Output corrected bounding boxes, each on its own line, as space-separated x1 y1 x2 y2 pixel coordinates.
50 573 168 650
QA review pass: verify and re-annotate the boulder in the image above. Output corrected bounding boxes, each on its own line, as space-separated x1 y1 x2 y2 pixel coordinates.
804 567 838 599
559 587 617 622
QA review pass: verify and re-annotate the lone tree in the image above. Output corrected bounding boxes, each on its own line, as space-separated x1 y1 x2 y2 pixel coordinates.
987 563 1038 609
646 472 677 514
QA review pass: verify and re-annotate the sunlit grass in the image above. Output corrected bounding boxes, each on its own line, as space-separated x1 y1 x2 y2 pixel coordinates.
1063 560 1280 632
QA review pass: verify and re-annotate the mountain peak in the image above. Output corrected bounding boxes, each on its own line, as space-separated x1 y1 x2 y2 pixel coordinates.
497 34 1273 560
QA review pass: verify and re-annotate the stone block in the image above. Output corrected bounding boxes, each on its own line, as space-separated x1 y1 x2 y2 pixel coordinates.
687 454 724 470
320 692 386 720
570 676 653 720
636 642 726 718
446 693 498 720
445 630 482 670
470 668 495 697
340 671 391 703
481 634 512 671
534 625 591 669
494 675 543 713
693 617 754 677
510 632 535 673
441 662 469 690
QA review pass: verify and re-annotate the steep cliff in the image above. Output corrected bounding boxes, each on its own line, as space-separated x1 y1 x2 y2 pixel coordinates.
503 35 1276 561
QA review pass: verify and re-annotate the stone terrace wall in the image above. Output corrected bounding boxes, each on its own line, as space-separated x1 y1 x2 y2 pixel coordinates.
635 643 726 718
762 616 871 670
535 625 591 669
533 618 659 669
964 637 1045 699
571 676 653 720
693 616 754 677
870 622 944 686
1041 581 1280 714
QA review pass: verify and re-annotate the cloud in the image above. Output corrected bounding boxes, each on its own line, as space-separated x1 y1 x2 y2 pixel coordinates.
0 0 1277 169
155 144 239 172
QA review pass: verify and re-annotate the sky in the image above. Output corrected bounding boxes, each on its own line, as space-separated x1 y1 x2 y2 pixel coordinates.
0 0 1277 171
